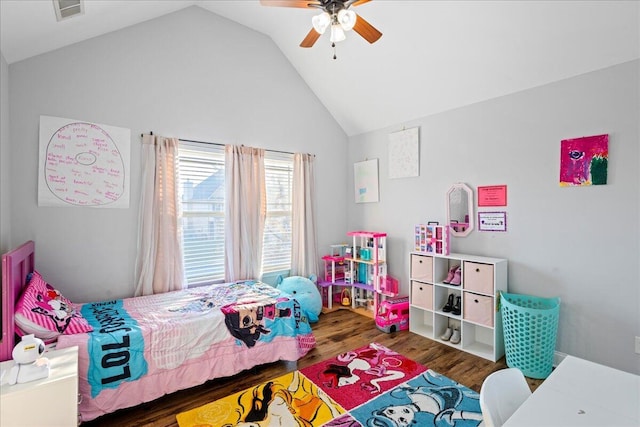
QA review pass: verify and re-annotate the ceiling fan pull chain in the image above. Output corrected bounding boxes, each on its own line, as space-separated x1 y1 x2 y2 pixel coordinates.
332 42 337 60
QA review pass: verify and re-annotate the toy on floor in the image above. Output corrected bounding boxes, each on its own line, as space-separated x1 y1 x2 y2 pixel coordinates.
276 275 322 323
375 296 410 333
341 288 351 306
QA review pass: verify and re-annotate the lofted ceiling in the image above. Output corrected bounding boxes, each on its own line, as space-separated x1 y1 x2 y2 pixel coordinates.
1 1 638 136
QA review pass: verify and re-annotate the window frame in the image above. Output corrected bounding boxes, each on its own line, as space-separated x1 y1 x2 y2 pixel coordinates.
177 141 293 286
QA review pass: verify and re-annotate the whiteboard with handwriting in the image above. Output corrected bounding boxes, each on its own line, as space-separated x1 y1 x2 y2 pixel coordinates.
38 116 131 208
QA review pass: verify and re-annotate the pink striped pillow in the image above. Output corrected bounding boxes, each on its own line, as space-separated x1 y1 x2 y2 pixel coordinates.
15 271 93 339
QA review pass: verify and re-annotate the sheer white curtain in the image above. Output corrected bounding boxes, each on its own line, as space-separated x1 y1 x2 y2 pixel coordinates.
291 153 318 278
134 134 185 296
224 145 266 281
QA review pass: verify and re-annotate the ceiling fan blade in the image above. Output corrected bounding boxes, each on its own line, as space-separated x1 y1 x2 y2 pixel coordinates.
300 28 321 48
259 0 320 8
353 13 382 44
351 0 372 7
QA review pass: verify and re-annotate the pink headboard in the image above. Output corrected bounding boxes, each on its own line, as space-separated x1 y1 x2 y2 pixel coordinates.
1 240 35 361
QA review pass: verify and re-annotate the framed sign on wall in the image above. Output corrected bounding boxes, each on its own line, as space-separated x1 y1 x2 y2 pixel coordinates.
478 185 507 207
478 211 507 232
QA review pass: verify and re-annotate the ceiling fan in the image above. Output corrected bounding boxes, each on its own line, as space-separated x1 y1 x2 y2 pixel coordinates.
260 0 382 49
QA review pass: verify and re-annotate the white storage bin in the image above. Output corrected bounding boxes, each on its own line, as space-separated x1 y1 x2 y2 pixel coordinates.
463 292 494 327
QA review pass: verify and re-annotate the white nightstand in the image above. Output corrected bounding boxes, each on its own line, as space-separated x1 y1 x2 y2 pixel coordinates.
1 346 78 427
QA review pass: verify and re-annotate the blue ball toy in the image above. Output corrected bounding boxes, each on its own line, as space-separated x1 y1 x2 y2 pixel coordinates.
276 275 322 323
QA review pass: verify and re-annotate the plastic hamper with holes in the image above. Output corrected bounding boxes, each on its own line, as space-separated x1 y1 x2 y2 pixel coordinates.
500 292 560 379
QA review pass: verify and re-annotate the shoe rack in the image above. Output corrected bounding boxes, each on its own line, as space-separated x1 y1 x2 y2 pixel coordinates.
409 251 508 362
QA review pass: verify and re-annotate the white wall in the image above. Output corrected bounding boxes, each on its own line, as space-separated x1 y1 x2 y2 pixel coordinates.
348 60 640 374
0 52 9 253
7 6 348 302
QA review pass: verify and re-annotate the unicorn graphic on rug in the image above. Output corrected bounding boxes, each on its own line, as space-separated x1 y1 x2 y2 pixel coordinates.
318 343 424 394
300 343 427 411
320 343 409 393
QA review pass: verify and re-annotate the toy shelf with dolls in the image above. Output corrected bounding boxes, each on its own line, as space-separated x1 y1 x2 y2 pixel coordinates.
318 231 399 319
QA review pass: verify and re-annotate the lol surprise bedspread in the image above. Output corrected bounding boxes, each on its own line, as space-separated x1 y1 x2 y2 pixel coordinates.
55 280 316 422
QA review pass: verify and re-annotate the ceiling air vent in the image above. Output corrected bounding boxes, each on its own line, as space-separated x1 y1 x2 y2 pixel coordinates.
53 0 84 22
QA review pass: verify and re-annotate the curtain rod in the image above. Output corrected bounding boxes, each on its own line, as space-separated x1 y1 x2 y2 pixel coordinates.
180 138 299 156
140 132 310 157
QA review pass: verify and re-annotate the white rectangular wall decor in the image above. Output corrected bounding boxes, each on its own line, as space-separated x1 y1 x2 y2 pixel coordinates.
354 159 379 203
38 116 131 208
388 127 419 178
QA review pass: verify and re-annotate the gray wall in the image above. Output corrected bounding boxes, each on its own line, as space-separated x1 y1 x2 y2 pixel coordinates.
348 60 640 374
0 53 9 253
6 6 348 302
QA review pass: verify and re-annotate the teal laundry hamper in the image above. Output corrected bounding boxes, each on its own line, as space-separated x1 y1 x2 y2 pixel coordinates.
500 292 560 379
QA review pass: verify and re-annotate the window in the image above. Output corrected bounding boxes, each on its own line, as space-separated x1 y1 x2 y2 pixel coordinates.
262 155 293 274
178 142 225 285
177 142 293 286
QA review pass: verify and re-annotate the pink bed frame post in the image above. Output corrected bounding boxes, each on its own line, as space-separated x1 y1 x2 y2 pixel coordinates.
1 240 35 362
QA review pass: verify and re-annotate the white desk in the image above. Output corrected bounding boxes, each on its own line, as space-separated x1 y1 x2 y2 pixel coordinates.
504 355 640 427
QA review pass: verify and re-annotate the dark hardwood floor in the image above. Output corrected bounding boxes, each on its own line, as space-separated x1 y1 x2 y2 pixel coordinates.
82 309 543 426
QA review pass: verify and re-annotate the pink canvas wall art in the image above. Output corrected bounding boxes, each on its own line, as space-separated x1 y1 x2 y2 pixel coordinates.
559 134 608 186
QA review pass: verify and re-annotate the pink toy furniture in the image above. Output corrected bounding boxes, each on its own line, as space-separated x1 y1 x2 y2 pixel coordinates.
414 223 450 256
379 275 399 296
322 255 346 283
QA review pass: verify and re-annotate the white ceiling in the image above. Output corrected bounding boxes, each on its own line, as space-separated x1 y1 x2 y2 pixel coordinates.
1 1 639 136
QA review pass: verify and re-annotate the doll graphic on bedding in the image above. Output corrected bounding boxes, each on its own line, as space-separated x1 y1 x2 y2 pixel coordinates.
222 298 291 348
31 283 78 333
362 371 484 427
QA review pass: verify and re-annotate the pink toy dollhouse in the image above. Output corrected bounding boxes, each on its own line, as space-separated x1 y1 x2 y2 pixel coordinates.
318 231 399 318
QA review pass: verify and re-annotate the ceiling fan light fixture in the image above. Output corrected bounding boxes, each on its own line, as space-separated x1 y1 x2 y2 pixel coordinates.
264 0 382 52
330 24 346 42
312 12 331 34
337 9 356 31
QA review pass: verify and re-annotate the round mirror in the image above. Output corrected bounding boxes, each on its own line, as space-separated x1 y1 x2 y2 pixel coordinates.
447 183 474 237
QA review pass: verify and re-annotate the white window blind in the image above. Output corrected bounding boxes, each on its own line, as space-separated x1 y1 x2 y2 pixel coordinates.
177 142 293 285
178 142 225 285
262 155 293 273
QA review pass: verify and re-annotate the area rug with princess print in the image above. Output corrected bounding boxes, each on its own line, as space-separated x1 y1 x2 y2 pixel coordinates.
176 342 484 427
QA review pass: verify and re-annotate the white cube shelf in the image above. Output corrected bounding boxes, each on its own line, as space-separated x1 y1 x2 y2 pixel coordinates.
409 252 507 362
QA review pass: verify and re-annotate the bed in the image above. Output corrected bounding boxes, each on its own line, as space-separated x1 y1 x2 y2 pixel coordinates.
1 241 316 422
